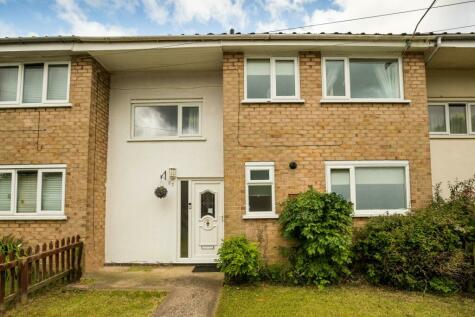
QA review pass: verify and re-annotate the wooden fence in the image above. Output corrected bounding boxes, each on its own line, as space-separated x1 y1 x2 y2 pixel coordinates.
0 235 83 315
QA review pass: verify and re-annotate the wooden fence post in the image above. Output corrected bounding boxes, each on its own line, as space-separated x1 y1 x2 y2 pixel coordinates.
76 235 83 281
19 258 28 304
0 255 5 316
71 236 76 282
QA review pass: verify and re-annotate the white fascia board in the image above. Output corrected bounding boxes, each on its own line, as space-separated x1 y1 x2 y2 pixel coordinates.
0 39 434 54
440 41 475 48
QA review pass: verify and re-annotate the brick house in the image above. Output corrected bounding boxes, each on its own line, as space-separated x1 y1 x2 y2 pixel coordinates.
0 34 474 270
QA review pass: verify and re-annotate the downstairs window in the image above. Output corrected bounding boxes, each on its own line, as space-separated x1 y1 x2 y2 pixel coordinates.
326 161 410 217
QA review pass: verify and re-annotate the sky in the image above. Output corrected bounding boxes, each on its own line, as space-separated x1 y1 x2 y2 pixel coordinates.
0 0 474 37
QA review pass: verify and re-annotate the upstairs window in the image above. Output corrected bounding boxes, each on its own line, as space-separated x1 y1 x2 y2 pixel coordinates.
132 102 201 140
428 103 474 135
0 166 66 218
0 62 70 106
323 57 403 101
245 57 299 101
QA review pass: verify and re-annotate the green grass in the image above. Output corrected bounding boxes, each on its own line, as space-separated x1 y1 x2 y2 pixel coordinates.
5 288 165 317
217 284 475 317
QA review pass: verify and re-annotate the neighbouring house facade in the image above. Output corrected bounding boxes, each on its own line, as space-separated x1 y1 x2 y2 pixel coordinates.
0 33 474 270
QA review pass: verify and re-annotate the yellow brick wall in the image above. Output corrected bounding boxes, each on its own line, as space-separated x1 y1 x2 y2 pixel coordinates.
0 56 110 271
223 51 432 262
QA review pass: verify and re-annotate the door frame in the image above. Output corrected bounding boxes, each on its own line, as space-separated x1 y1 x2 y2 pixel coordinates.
175 177 224 264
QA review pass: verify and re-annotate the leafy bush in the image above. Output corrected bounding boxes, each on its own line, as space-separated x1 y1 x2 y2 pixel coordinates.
279 188 353 286
259 264 292 284
354 177 475 293
0 235 23 259
217 236 261 284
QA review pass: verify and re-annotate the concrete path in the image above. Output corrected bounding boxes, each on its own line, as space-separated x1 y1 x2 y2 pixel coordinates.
72 266 223 317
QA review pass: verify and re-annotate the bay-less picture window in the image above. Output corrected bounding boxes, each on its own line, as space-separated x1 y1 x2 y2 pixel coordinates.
244 162 277 218
322 57 404 101
0 166 66 218
326 161 410 217
132 102 201 139
245 57 299 101
0 62 70 106
428 103 475 135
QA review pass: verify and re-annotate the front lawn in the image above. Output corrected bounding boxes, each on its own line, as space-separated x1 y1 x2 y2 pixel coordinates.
217 284 475 317
5 288 165 317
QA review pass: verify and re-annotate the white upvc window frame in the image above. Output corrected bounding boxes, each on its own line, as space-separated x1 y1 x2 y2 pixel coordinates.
428 102 475 136
243 57 301 103
0 165 67 220
0 61 71 108
325 160 410 217
130 100 203 141
244 162 277 219
321 56 406 103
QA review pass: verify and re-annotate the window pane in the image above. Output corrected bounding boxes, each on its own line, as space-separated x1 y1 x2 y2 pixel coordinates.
248 185 272 212
41 172 63 211
247 59 270 99
17 171 38 213
276 60 295 97
355 167 406 210
180 181 189 258
0 173 12 211
22 64 44 103
250 170 269 181
201 191 215 218
449 104 467 134
182 106 199 135
349 59 400 98
47 64 68 100
471 105 475 132
325 60 345 96
0 66 19 102
428 105 446 132
134 105 178 138
330 169 351 202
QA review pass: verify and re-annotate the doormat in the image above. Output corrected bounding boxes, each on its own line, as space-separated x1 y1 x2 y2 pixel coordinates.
192 264 219 273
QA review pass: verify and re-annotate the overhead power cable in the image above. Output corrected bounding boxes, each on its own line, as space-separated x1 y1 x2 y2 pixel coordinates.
267 0 475 33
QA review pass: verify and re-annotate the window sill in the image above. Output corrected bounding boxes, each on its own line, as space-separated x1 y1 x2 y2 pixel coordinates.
127 136 207 142
320 99 411 104
353 209 409 217
429 134 475 139
0 103 72 109
243 213 279 219
241 99 305 104
0 215 67 221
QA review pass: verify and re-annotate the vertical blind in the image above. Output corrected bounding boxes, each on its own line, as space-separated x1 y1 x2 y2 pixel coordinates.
0 173 12 211
47 64 68 100
22 64 44 103
0 66 19 102
17 171 38 213
275 60 295 97
247 59 271 99
41 172 63 211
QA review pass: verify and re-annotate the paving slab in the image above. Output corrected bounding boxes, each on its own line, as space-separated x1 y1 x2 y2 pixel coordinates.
71 265 224 317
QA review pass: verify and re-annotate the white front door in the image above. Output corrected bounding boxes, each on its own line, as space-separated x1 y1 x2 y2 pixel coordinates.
190 180 223 261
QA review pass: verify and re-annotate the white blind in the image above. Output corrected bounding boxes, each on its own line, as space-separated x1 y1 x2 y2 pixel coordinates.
41 172 63 211
17 171 38 213
22 64 44 103
0 172 12 211
47 64 68 100
0 66 19 102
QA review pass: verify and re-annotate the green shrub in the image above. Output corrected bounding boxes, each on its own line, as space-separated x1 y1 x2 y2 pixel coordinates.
354 177 475 294
279 188 353 286
217 236 261 284
0 235 23 259
259 264 291 284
